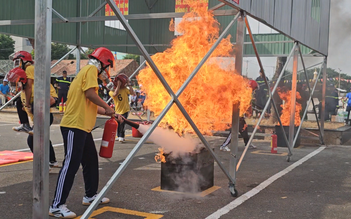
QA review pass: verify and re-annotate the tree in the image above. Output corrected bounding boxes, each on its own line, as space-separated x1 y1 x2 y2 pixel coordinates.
123 54 140 65
51 43 74 60
80 48 94 59
0 34 15 60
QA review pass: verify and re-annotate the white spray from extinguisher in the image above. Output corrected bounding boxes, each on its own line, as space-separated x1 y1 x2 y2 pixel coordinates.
133 122 200 158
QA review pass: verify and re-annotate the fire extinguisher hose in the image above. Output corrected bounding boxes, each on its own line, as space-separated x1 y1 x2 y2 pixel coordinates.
92 116 140 131
120 117 140 129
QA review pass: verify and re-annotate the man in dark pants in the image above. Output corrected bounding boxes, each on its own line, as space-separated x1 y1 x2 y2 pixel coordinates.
55 70 71 105
9 51 34 134
49 47 122 218
219 80 258 152
319 83 339 121
255 69 270 114
7 65 59 168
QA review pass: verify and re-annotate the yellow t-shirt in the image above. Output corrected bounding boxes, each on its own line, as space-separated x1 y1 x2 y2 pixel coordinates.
60 65 99 133
109 87 130 114
50 84 58 98
20 65 35 104
26 65 35 80
21 84 57 120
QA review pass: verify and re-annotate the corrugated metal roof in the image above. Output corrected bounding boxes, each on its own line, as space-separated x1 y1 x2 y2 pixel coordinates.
244 33 312 56
0 0 315 56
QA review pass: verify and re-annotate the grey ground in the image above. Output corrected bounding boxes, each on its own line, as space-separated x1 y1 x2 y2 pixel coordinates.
0 114 351 219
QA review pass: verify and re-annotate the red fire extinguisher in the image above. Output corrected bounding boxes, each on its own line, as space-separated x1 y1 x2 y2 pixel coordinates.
271 132 277 154
59 97 64 112
99 118 118 158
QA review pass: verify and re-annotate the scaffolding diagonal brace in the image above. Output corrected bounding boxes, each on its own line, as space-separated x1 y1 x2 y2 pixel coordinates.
297 44 325 144
293 61 326 147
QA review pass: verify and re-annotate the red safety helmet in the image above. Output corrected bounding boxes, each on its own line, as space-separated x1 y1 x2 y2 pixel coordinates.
12 51 34 64
113 73 128 87
6 67 28 84
248 80 258 90
88 47 115 68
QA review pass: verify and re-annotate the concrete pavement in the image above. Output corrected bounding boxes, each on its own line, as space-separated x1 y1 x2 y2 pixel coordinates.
0 117 351 218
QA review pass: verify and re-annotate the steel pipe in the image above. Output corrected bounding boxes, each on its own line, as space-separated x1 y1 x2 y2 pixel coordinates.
52 8 68 22
288 45 299 157
0 91 21 111
297 44 324 144
50 47 77 69
293 61 325 147
32 0 52 217
229 11 244 184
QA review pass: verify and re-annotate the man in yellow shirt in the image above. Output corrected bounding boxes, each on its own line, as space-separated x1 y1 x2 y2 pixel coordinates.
109 73 135 142
9 51 34 134
50 47 122 218
6 66 59 167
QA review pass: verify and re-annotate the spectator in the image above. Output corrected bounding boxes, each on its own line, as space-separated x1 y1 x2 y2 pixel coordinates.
320 83 339 121
55 70 71 106
345 88 351 125
130 92 137 109
0 79 10 106
297 83 309 119
139 91 147 112
219 80 258 151
255 69 270 114
134 92 143 111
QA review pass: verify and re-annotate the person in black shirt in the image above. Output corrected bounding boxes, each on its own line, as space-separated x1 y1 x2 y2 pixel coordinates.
255 69 270 114
55 70 71 105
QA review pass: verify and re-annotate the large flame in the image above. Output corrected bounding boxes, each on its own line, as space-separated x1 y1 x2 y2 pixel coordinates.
278 90 302 126
137 2 252 135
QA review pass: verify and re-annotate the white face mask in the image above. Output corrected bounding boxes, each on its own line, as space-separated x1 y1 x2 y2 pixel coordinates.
13 59 21 68
88 58 115 91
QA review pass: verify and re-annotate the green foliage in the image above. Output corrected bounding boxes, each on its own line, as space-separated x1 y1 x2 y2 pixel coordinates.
80 48 94 59
123 54 140 65
279 68 351 91
30 50 35 59
51 43 74 60
31 43 75 60
0 34 15 60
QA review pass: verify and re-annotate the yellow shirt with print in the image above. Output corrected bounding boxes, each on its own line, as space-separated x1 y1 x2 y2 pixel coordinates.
109 87 130 114
60 65 99 133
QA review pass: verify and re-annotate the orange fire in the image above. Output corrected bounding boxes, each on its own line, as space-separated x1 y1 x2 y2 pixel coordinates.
278 90 302 126
137 2 252 135
155 148 166 163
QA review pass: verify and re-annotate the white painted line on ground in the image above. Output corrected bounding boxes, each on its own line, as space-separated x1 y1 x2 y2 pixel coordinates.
205 146 326 219
14 138 102 152
0 123 14 127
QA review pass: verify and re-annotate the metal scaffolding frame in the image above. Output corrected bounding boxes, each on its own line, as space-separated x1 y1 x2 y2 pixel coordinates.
0 1 328 218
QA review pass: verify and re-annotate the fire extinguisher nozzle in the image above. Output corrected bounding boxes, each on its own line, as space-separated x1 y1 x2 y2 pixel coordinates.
122 118 140 129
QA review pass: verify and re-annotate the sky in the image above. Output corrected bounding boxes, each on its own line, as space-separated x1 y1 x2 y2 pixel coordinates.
244 0 351 80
